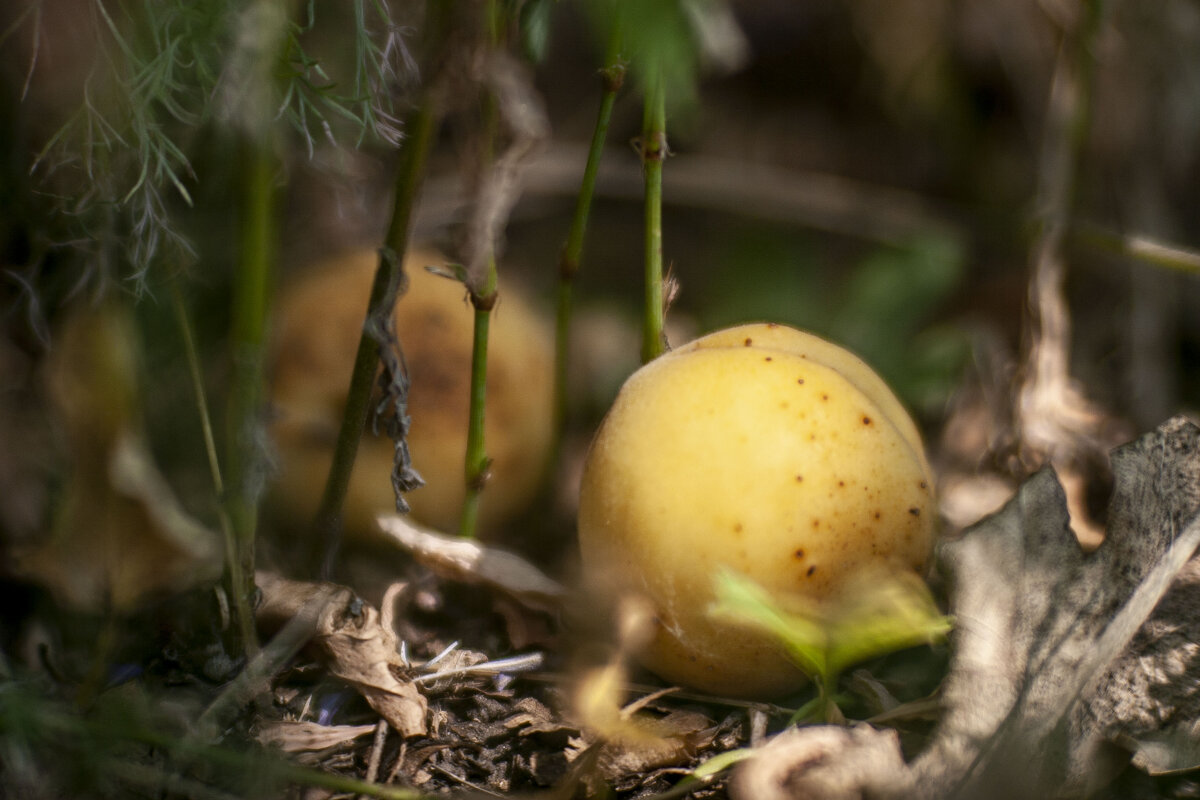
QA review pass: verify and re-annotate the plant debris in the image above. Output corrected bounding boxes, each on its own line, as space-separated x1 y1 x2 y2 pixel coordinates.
731 416 1200 800
257 572 427 738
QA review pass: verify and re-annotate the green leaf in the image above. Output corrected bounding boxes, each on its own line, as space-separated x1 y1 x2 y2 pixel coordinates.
709 569 828 679
519 0 556 64
709 567 952 690
691 746 757 778
582 0 702 113
823 569 953 678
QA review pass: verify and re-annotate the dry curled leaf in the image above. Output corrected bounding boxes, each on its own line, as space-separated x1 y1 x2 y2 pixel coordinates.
732 417 1200 800
257 572 427 737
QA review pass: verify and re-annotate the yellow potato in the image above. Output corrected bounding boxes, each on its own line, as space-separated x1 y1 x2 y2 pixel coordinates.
269 248 554 538
578 323 936 698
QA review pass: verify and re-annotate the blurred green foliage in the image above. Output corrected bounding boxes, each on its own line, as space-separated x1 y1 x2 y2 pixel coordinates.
582 0 702 113
700 229 969 416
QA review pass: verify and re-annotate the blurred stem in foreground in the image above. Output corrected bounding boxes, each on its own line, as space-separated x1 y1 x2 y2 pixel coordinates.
171 283 256 658
224 136 275 657
308 95 440 576
640 67 668 363
458 0 505 539
6 687 428 800
222 0 293 657
553 30 625 453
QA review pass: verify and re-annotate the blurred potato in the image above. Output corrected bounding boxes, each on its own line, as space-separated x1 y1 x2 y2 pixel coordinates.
268 247 554 539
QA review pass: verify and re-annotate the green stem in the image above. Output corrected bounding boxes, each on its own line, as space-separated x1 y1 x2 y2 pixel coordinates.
308 95 439 576
553 41 624 448
640 69 667 363
459 261 498 539
171 282 255 657
458 0 505 539
224 136 275 657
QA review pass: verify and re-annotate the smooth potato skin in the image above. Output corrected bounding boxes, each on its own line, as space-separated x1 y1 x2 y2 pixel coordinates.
670 323 931 477
578 324 935 699
269 248 554 537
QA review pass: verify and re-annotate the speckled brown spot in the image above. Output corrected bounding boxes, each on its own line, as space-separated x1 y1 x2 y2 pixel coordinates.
919 480 928 490
812 519 820 529
734 522 744 532
874 511 882 520
743 337 753 346
908 507 920 517
795 475 804 482
795 548 805 559
862 415 872 425
806 565 817 577
764 356 773 362
821 393 829 401
838 480 845 487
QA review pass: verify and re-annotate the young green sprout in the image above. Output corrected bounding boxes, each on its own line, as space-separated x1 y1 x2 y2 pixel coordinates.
578 323 940 699
710 567 950 722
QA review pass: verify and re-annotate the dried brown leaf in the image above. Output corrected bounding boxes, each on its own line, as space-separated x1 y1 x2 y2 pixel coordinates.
257 572 427 737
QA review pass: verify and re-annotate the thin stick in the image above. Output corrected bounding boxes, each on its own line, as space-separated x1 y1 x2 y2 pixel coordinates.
553 33 624 448
362 719 389 794
640 68 667 363
1070 222 1200 275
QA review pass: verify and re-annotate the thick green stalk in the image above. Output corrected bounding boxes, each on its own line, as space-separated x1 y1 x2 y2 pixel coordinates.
553 46 625 444
308 96 439 576
224 136 275 656
172 282 255 657
640 70 667 363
